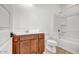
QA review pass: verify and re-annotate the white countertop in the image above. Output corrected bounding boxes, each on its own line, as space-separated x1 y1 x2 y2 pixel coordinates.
13 32 44 35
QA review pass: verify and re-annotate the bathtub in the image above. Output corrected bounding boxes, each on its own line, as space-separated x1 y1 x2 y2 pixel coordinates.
58 37 79 54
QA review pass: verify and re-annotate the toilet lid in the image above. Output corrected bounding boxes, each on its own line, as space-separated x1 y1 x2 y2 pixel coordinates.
46 40 57 46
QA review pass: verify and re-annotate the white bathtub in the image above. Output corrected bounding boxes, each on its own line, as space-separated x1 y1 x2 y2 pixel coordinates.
58 37 79 54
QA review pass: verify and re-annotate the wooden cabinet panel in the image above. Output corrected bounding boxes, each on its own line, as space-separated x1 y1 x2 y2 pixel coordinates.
20 40 30 54
30 39 38 54
12 41 20 54
38 39 45 53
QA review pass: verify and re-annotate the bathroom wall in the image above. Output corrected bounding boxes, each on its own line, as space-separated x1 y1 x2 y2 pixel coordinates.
20 5 51 34
49 5 61 39
12 4 60 36
55 5 79 53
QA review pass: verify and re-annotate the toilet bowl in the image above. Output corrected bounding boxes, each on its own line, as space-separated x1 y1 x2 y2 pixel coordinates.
46 39 57 53
44 36 57 54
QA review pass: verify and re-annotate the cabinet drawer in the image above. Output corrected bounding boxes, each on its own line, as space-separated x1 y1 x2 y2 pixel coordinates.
20 35 38 41
38 34 44 39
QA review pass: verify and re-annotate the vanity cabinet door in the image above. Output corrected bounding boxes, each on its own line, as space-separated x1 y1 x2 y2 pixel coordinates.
30 39 38 54
38 39 45 53
19 40 31 54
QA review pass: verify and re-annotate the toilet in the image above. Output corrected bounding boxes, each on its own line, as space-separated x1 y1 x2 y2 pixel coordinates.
44 36 57 54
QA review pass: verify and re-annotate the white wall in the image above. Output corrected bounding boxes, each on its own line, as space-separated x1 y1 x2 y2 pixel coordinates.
49 5 61 39
55 5 79 53
12 4 60 36
20 5 51 34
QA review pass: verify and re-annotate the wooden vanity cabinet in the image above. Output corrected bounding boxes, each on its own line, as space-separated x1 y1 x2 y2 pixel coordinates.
12 33 44 54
